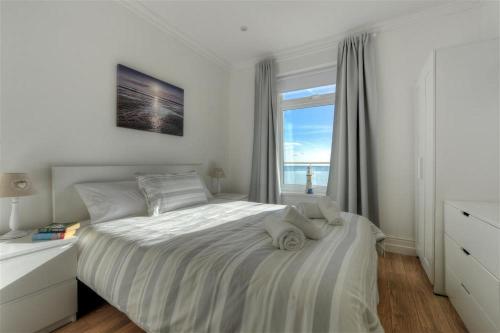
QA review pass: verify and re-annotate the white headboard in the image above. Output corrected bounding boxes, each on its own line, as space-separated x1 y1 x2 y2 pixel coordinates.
52 164 203 223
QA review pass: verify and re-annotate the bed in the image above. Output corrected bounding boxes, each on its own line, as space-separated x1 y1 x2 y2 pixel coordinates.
52 165 384 333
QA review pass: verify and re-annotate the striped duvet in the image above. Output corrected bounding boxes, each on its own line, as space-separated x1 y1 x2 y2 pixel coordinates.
77 200 383 333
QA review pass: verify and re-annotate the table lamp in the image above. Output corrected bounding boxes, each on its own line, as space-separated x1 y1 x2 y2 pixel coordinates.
209 167 226 194
0 173 35 239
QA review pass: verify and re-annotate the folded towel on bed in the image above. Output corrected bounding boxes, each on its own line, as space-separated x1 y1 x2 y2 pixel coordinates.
297 202 324 219
318 197 343 225
297 199 343 225
284 206 328 240
264 212 305 251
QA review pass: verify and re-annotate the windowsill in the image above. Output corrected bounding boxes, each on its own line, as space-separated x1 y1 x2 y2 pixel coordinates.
280 191 327 198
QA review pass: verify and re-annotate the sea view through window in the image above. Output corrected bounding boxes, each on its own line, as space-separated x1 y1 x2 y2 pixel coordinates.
280 84 335 190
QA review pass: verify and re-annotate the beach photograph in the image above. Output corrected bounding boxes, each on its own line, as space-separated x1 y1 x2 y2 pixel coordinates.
117 64 184 136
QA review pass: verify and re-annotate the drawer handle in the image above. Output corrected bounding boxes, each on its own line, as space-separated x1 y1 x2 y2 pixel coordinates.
461 283 470 295
462 211 470 217
461 247 471 256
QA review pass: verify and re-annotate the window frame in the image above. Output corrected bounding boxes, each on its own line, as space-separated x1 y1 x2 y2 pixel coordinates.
277 91 335 194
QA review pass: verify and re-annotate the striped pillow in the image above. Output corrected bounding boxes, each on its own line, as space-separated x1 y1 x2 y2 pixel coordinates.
137 173 208 215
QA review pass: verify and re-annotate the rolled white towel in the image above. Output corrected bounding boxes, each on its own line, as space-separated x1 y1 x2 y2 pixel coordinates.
318 197 343 225
297 202 324 219
284 206 328 240
264 212 305 251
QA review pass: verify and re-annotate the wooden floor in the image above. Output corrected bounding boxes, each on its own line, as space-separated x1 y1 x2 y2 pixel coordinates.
378 253 467 333
55 253 467 333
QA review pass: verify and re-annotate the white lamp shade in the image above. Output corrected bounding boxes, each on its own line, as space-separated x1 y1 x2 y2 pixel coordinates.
209 167 226 179
0 173 36 198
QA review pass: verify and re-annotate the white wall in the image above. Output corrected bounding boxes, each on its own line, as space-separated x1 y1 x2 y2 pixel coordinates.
0 1 230 231
374 2 498 242
226 66 255 195
433 39 499 293
226 2 499 244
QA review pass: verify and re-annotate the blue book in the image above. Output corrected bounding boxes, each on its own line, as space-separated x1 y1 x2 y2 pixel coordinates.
32 232 66 241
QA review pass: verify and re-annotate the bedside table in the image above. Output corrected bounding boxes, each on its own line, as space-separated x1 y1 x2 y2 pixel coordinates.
214 193 249 201
0 234 77 333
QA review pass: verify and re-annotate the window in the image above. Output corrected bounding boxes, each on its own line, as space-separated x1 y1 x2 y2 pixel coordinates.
278 84 335 193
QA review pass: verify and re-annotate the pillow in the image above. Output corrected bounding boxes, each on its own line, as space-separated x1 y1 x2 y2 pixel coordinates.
137 173 208 215
178 171 214 199
198 175 214 199
135 170 213 199
74 180 147 224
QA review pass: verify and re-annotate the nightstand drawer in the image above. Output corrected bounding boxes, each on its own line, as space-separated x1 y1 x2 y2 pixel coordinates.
0 244 77 304
0 279 76 333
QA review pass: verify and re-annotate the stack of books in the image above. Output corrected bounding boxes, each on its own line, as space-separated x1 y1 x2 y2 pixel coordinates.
32 222 80 241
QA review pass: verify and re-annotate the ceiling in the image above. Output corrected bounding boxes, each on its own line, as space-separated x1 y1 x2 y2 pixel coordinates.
136 1 455 66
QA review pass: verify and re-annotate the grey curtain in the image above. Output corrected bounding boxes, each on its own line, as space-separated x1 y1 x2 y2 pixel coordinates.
249 59 279 203
326 33 379 226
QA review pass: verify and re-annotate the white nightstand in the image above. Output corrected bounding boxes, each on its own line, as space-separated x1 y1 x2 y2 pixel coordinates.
214 193 249 201
0 234 77 333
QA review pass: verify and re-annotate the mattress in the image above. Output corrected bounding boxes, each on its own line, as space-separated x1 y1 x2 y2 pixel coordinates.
76 199 384 333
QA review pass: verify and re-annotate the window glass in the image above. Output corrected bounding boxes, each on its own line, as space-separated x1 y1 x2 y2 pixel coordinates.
282 84 336 101
283 104 334 186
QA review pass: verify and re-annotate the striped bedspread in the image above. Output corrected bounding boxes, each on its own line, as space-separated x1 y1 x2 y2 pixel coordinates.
77 200 383 333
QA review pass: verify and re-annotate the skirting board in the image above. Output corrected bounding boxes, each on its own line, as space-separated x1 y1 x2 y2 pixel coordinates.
383 235 416 256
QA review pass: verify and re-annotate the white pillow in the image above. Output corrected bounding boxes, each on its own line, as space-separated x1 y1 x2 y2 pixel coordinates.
137 173 208 215
75 180 147 224
135 170 213 199
178 171 214 199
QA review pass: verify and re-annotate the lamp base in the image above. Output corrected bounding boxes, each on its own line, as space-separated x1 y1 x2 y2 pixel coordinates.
0 230 29 240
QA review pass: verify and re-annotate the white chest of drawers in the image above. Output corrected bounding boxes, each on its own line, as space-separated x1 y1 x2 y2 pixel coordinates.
444 201 499 333
0 236 77 333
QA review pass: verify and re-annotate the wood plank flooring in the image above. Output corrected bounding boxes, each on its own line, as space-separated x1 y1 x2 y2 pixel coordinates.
378 253 467 333
55 253 467 333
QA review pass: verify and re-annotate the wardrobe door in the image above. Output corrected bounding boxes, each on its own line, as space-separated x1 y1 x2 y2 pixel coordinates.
415 79 425 265
415 53 435 284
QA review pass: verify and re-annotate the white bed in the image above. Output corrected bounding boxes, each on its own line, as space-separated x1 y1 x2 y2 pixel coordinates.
52 165 383 333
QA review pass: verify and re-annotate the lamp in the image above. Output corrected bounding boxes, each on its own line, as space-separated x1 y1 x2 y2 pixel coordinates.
0 173 35 239
209 167 226 194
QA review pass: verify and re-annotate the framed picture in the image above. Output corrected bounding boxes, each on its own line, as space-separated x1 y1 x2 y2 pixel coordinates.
116 64 184 136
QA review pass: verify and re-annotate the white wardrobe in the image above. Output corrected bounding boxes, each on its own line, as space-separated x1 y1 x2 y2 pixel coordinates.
414 38 499 294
